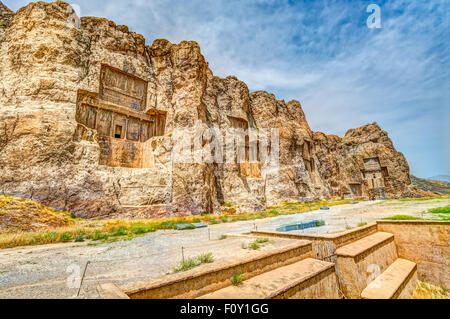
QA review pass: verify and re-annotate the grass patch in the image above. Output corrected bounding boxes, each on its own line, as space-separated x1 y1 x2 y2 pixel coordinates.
196 252 214 264
346 225 353 230
43 232 58 240
172 253 214 273
59 232 72 242
0 196 391 250
412 281 449 299
269 209 279 216
255 238 269 244
383 215 422 221
131 226 148 235
231 273 245 286
219 234 227 240
90 230 109 241
396 197 443 202
244 238 270 250
429 206 450 214
110 227 128 237
172 257 201 273
357 222 368 227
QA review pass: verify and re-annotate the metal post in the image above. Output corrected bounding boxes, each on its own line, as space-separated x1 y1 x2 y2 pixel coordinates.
181 246 185 263
77 260 90 297
208 229 211 241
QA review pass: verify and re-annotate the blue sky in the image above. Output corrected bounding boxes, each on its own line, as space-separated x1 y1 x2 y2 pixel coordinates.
4 0 449 178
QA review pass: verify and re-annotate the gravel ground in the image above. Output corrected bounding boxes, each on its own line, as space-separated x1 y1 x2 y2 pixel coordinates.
0 198 448 299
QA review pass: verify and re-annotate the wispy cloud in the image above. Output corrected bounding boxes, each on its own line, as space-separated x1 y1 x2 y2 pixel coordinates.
4 0 449 177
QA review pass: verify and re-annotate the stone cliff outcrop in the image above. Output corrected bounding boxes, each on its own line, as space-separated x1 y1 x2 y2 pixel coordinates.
0 1 421 219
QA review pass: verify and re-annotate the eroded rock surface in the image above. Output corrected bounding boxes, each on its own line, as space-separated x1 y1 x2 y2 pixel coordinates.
0 1 422 219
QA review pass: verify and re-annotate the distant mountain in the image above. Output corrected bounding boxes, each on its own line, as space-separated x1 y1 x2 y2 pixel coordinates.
411 175 450 195
427 175 450 183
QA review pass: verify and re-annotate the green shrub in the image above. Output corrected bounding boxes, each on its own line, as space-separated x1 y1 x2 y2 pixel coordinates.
75 235 84 242
231 273 245 286
110 227 128 237
220 216 228 223
159 221 177 229
255 238 269 244
172 253 214 273
131 226 147 235
91 230 108 241
384 215 422 221
70 212 76 219
429 206 450 214
316 220 323 227
269 209 279 216
43 232 58 240
209 220 220 225
172 257 201 273
197 253 214 264
257 212 268 219
219 235 227 240
145 226 156 233
249 242 260 250
59 232 72 242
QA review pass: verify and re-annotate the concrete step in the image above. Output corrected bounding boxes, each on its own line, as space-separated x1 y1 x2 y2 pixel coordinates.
335 232 398 299
361 258 418 299
335 232 394 257
198 258 340 299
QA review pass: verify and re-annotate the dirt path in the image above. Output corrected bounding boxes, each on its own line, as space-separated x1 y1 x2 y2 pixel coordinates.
0 198 448 299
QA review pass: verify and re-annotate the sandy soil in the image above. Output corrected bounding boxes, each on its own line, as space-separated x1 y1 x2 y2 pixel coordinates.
0 198 448 299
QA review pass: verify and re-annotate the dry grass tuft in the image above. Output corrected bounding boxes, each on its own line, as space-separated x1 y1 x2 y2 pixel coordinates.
411 281 449 299
0 194 74 234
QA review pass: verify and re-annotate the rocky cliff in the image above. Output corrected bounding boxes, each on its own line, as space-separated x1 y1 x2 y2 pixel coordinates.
0 1 421 219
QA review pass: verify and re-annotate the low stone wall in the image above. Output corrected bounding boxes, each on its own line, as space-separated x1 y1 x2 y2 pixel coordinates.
251 223 378 262
377 220 450 288
271 265 340 299
121 240 312 299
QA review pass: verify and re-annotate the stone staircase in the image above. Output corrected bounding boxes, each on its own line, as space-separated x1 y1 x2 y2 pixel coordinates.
99 227 421 299
335 231 418 299
195 231 418 299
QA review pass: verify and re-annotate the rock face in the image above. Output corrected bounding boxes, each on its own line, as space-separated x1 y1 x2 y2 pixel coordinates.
0 1 421 219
